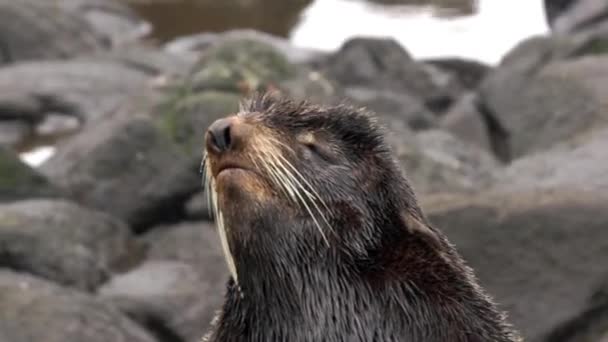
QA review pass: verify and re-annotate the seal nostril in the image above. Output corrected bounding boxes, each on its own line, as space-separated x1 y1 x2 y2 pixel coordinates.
208 118 233 153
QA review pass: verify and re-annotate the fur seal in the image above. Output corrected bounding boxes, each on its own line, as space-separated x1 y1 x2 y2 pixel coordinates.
201 93 521 342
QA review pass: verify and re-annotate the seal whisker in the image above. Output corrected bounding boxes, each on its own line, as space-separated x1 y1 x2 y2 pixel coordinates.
266 153 330 246
210 178 239 284
274 153 334 236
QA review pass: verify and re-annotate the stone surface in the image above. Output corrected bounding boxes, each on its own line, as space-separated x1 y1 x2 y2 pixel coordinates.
100 260 224 342
0 0 106 65
439 93 493 153
321 37 446 108
0 270 156 342
389 129 499 195
427 189 608 341
0 199 140 291
41 90 239 230
478 55 608 161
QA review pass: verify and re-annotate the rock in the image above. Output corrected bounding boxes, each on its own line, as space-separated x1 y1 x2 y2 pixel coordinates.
439 93 493 154
321 37 445 108
0 270 156 342
184 191 211 221
0 0 107 65
426 189 608 341
165 29 325 65
478 55 608 161
142 221 226 279
424 57 491 91
0 147 59 202
0 59 152 126
0 199 141 291
100 260 224 342
546 0 608 34
494 128 608 193
344 86 437 130
55 0 151 46
389 129 499 195
41 90 240 230
189 38 297 93
136 222 228 341
544 277 608 342
0 121 30 147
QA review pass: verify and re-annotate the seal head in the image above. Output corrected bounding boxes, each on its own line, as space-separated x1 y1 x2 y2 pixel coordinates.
202 93 521 342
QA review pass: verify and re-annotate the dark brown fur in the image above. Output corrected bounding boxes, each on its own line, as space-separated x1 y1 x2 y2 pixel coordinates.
203 93 521 342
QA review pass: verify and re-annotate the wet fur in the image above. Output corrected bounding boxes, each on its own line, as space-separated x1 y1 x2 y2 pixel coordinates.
203 94 521 342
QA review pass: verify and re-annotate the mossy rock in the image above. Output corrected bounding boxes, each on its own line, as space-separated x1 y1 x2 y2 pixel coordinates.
188 38 297 93
0 147 59 202
156 89 241 155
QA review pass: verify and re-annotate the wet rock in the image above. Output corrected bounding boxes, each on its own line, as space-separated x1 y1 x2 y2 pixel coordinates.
55 0 151 46
0 0 107 65
41 90 240 230
478 55 608 161
189 38 297 93
0 270 156 342
426 189 608 341
321 37 445 108
0 199 140 291
165 29 325 65
100 260 224 342
0 147 59 202
389 129 499 195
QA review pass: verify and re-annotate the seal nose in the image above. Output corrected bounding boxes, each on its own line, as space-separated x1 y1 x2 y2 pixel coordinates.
207 118 233 153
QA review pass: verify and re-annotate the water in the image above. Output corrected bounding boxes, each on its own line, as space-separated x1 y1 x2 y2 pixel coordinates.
127 0 549 65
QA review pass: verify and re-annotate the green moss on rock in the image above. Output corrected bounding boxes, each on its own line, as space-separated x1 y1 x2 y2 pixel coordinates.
0 147 58 202
189 38 297 93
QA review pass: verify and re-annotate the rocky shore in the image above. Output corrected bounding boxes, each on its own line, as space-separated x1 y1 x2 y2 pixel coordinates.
1 0 608 341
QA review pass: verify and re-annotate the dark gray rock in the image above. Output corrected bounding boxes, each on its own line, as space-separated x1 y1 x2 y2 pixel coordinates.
439 93 493 153
544 277 608 342
344 87 438 130
546 0 608 34
142 221 226 280
184 191 211 221
0 199 141 291
0 0 107 65
100 261 224 342
0 59 151 125
0 147 59 202
494 128 608 193
478 55 608 161
55 0 151 46
0 270 156 342
321 37 446 109
427 189 608 341
0 121 30 147
389 129 499 195
424 57 491 91
41 90 240 230
135 222 228 341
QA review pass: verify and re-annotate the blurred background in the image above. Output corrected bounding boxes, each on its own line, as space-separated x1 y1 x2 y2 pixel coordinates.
1 0 607 341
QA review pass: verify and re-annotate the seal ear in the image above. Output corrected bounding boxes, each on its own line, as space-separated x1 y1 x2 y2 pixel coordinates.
401 212 443 250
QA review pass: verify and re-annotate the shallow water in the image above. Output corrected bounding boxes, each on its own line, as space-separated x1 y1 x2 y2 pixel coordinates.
126 0 549 64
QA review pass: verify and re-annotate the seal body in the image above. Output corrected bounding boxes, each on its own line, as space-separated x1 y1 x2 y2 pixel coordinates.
202 94 521 342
